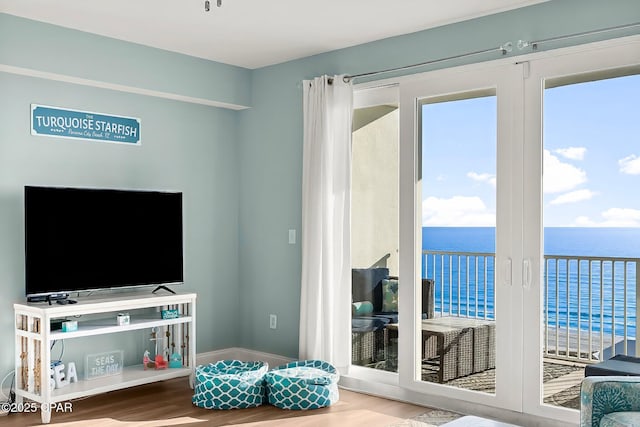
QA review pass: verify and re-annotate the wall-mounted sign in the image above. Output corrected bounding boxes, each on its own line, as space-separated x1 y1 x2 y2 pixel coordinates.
31 104 141 145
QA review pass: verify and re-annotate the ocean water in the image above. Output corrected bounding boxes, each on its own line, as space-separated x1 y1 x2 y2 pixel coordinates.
422 227 640 336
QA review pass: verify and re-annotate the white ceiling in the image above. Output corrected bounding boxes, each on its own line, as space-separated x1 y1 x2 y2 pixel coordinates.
0 0 548 69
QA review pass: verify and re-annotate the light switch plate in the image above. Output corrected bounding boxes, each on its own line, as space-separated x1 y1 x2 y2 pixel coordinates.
269 314 277 329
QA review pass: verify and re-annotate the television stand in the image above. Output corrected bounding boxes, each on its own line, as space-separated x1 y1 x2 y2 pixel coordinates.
152 285 176 294
14 291 197 424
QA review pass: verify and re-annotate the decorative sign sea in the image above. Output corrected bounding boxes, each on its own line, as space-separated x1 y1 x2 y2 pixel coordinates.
31 104 140 145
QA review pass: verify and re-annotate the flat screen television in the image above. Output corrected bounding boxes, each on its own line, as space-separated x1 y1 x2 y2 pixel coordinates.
25 186 183 300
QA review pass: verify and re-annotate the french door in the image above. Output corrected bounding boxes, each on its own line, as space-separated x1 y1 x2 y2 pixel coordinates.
349 35 640 424
399 37 640 422
398 62 524 412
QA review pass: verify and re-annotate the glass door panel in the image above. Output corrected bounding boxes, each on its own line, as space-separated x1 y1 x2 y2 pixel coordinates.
541 72 640 409
523 41 640 425
420 93 497 393
351 87 400 374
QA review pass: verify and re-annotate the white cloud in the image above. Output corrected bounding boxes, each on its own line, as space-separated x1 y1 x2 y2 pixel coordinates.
543 149 587 194
555 147 586 161
549 189 597 205
601 208 640 226
436 174 446 182
619 154 640 175
422 196 495 226
573 208 640 227
467 172 496 187
574 216 595 226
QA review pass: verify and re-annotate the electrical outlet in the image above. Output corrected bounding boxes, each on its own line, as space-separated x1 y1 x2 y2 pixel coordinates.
269 314 277 329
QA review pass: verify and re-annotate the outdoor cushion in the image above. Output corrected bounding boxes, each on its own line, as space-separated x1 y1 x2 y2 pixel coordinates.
352 267 389 312
381 278 399 312
351 316 389 333
192 360 268 409
265 360 339 410
585 355 640 377
352 300 374 316
373 312 399 324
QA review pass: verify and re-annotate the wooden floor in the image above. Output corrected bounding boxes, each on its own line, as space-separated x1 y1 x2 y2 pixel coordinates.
2 378 428 427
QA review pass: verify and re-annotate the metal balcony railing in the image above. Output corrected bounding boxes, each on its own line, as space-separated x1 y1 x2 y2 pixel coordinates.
422 250 639 363
423 250 495 320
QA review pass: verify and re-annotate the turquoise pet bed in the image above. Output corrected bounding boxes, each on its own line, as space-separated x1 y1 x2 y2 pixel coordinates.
192 360 268 409
265 360 339 410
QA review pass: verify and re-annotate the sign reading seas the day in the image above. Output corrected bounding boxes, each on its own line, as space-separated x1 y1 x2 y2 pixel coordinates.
31 104 141 145
86 350 124 380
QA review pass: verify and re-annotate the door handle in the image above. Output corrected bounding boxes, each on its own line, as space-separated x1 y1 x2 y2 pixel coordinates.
523 259 532 289
504 258 512 286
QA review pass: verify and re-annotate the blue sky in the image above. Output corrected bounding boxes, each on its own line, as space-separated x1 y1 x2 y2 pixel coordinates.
421 74 640 227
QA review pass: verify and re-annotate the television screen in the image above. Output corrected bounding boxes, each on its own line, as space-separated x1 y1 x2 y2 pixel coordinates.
25 186 183 298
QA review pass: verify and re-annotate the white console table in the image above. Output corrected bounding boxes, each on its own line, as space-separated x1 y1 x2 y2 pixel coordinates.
14 291 197 424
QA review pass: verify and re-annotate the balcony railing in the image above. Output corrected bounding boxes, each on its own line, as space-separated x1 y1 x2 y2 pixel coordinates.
422 250 639 363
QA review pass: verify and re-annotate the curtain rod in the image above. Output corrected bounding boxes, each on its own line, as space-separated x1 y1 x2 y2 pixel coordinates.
518 21 640 50
344 21 640 83
343 43 512 83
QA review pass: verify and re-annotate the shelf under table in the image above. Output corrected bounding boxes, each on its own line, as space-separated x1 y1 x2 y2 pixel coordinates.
49 316 193 340
21 365 192 403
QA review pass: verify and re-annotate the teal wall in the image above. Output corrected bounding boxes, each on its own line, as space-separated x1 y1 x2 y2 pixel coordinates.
0 14 252 108
236 0 640 358
0 0 639 379
0 13 247 378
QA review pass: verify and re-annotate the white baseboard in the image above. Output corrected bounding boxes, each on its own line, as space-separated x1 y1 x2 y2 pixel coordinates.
196 348 294 369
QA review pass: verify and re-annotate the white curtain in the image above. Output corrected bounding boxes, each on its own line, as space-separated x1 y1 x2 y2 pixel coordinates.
299 75 353 368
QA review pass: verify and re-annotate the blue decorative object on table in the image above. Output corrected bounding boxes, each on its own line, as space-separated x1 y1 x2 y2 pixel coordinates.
61 320 78 332
161 309 179 319
192 360 268 410
169 352 182 368
265 360 339 410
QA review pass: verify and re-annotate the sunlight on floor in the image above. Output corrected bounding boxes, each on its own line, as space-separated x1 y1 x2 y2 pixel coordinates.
47 416 206 426
219 410 405 427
